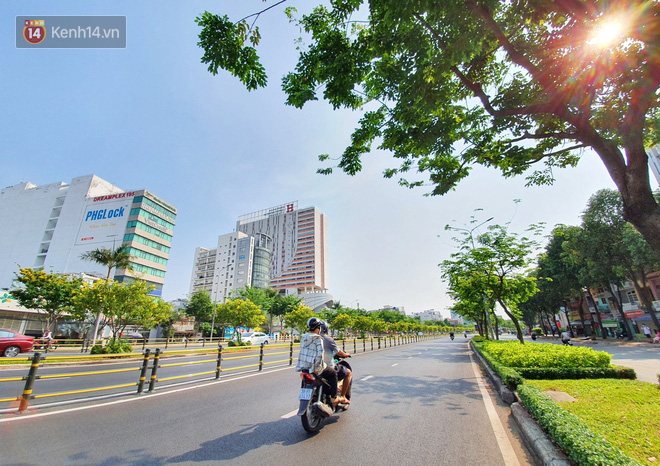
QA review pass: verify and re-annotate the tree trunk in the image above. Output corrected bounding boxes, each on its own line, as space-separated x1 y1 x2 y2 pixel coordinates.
607 282 636 340
577 295 587 336
563 302 573 338
498 299 524 344
587 289 606 339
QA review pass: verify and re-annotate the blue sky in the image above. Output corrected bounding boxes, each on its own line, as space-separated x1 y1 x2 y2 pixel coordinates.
2 2 626 316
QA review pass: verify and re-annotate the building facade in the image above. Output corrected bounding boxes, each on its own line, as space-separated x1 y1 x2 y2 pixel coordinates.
190 202 331 309
0 175 176 296
189 231 272 302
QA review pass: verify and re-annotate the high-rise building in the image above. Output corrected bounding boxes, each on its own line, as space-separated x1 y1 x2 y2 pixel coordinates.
237 202 328 295
190 202 332 310
649 145 660 187
189 231 271 302
0 175 176 296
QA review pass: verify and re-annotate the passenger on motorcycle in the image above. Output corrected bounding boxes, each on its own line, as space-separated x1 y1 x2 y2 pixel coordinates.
320 321 352 400
295 317 348 407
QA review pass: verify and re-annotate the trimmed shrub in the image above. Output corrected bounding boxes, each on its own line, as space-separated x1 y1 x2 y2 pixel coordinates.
517 384 641 465
482 340 611 368
516 366 636 380
227 340 251 347
471 335 486 343
90 339 133 354
472 341 523 389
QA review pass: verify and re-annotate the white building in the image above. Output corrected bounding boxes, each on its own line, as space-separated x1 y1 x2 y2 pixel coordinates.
413 309 444 322
191 202 332 310
189 231 271 302
649 145 660 187
0 175 176 297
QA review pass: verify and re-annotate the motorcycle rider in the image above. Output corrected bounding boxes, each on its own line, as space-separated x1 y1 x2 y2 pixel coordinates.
449 332 454 340
295 317 348 406
319 321 352 400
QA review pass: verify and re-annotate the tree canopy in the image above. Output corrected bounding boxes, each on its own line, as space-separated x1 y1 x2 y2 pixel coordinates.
11 268 83 333
197 1 660 255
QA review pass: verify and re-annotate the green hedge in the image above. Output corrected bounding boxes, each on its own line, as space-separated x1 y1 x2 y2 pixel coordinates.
472 341 524 389
517 384 641 465
481 340 611 368
515 365 636 380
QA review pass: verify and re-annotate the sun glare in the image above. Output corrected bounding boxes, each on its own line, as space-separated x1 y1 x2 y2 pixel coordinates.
588 19 625 48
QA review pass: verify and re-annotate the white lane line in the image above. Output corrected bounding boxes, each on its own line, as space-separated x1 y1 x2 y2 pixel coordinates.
391 363 399 367
361 375 374 381
469 353 521 466
281 409 298 419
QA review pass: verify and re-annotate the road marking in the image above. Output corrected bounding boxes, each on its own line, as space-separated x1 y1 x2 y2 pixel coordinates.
391 363 399 366
361 375 374 381
469 353 521 466
281 409 298 419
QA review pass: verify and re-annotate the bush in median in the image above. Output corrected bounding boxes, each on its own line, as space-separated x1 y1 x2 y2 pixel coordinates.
517 384 641 465
481 340 611 368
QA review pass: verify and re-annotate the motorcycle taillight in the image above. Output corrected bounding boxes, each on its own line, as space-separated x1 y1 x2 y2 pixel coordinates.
301 372 315 383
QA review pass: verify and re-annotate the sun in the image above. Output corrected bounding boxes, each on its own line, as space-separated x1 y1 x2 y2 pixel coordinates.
587 18 625 48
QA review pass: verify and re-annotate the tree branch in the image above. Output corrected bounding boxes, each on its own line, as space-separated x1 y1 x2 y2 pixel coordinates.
237 0 289 26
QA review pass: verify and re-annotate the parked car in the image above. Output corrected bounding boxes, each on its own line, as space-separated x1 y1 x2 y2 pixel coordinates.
234 332 270 345
0 329 35 357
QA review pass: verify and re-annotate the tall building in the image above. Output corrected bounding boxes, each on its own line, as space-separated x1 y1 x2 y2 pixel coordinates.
0 175 176 296
649 145 660 187
190 202 332 310
189 231 271 302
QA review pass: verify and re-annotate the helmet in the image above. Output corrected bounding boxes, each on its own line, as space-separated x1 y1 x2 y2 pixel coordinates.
307 317 322 331
320 320 329 334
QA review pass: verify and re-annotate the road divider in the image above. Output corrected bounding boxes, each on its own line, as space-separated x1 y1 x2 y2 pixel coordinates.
1 334 435 414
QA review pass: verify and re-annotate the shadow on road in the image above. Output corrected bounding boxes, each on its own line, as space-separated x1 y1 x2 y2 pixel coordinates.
166 417 309 463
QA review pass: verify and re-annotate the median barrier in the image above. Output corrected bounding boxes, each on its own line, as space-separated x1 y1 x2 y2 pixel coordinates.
1 334 436 414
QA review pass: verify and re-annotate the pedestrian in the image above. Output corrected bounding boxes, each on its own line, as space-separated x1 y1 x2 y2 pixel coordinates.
653 329 660 344
642 324 652 340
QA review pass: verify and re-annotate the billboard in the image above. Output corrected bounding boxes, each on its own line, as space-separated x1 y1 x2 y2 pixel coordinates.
76 197 132 245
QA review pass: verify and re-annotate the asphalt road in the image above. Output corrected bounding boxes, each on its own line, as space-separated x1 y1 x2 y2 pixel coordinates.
1 338 533 466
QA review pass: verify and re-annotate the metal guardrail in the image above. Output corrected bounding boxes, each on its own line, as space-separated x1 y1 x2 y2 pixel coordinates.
0 335 432 413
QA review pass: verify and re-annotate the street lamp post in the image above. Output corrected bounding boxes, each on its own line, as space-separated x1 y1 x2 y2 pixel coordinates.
448 217 495 340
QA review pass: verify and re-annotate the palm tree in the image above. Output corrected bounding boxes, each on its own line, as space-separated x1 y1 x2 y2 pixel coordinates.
80 244 133 340
80 244 133 280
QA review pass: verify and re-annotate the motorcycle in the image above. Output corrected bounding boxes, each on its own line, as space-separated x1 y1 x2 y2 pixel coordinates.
450 333 454 340
297 357 352 433
33 338 58 351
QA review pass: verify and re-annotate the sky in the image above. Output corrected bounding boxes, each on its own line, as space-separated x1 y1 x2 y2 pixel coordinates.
2 1 632 317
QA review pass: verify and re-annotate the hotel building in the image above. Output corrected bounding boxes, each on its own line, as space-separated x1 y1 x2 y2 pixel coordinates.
190 202 332 310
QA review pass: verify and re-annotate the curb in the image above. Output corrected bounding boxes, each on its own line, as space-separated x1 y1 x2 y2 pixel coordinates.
470 342 569 465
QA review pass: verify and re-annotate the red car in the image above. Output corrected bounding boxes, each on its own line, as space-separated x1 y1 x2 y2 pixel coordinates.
0 329 34 357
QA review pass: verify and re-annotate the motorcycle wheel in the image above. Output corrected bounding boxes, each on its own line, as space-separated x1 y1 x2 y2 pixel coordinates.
49 344 58 351
301 392 324 433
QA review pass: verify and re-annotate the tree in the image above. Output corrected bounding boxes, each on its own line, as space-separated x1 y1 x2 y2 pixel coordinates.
581 189 660 333
198 2 660 256
11 268 83 334
442 224 541 343
184 291 215 331
216 298 266 340
231 285 279 332
80 244 133 280
80 244 133 339
271 293 303 330
332 313 354 335
283 304 314 336
74 279 172 341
